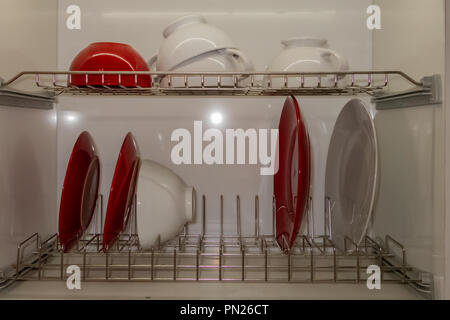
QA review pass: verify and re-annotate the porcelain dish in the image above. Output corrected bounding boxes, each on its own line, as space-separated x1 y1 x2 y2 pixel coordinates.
157 48 253 87
137 160 196 249
58 131 100 252
265 37 349 87
103 133 141 251
69 42 151 87
274 96 311 253
151 14 239 72
324 99 378 251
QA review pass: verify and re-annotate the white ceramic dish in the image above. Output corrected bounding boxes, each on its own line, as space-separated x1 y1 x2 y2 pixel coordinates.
136 159 196 249
324 99 378 251
158 48 253 87
150 14 241 72
265 37 349 88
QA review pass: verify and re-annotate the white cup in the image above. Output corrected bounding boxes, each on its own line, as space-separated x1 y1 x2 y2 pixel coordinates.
137 160 196 249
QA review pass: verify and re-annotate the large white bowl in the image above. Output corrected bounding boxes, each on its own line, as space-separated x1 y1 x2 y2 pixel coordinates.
137 159 196 249
151 14 239 72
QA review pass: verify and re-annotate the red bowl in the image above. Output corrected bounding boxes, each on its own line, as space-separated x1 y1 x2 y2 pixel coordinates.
69 42 151 88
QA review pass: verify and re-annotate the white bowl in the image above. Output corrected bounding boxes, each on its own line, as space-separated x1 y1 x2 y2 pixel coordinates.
158 48 253 88
137 159 196 249
151 14 239 72
265 37 349 87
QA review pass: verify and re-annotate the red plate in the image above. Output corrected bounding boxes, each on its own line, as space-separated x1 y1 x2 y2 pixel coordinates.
59 131 100 252
102 133 141 251
69 42 151 88
274 96 311 253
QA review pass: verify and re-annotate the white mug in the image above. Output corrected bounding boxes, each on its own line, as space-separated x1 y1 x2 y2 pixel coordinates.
137 160 196 249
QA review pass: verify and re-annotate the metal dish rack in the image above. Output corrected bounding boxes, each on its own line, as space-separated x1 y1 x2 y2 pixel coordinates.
0 70 438 299
1 70 424 96
1 194 433 299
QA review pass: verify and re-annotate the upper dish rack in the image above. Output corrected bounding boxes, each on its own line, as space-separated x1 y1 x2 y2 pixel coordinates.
0 70 426 96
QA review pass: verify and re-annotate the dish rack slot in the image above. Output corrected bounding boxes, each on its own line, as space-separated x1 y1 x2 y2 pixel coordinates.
0 70 425 97
1 194 433 299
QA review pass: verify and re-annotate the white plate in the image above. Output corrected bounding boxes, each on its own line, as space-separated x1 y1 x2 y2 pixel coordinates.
325 99 378 251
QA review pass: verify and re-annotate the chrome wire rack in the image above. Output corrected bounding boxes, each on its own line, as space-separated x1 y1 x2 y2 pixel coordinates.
0 70 424 96
0 194 433 299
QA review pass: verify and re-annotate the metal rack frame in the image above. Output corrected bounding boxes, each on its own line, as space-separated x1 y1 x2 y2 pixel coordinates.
0 70 424 97
0 70 439 298
0 194 433 299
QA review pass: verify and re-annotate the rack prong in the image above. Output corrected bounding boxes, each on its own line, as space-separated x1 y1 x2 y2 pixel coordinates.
52 74 57 87
255 195 260 238
264 249 268 281
202 195 206 238
220 195 224 239
82 248 86 281
287 249 291 282
60 250 64 280
236 195 242 242
128 248 132 280
272 195 276 238
219 245 223 281
173 248 177 281
310 247 314 282
151 247 154 280
35 74 40 87
333 247 337 282
196 249 200 281
241 248 245 281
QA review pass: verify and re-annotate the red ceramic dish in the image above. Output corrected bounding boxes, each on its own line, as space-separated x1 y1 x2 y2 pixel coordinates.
59 131 100 252
69 42 151 87
102 133 141 251
274 96 311 253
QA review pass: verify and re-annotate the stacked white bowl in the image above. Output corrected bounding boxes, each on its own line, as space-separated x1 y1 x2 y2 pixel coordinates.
149 14 254 87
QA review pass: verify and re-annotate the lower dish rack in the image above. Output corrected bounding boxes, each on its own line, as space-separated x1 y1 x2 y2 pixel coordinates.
0 194 434 299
